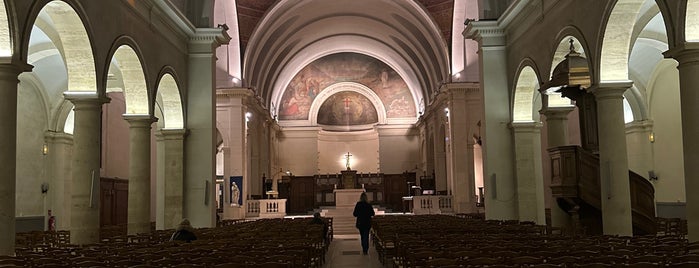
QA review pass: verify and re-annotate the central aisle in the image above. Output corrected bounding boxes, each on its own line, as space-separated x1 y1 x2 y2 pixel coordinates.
322 234 386 268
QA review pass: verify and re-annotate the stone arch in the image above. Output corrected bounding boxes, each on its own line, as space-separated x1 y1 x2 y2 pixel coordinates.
155 70 184 129
24 1 96 92
512 62 541 122
686 0 699 41
308 82 387 127
599 0 647 82
548 35 590 107
107 41 149 115
0 0 12 56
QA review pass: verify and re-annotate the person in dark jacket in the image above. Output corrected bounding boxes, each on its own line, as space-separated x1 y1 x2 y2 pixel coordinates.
170 218 197 243
353 192 375 255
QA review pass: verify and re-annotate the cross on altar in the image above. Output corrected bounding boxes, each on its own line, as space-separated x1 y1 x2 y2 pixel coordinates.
345 152 352 170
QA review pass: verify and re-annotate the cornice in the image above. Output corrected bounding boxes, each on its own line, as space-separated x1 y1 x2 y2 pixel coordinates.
464 20 506 46
188 28 231 54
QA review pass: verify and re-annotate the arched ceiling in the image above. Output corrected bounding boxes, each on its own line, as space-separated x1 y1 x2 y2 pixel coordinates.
239 0 452 116
235 0 454 54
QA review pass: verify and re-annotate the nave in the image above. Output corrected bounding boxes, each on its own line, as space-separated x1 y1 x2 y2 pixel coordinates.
2 215 698 267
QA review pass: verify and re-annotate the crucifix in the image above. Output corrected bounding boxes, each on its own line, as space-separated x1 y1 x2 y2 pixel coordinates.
345 151 352 170
343 98 352 109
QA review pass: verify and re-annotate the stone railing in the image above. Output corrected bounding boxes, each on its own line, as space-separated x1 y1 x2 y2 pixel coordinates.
413 195 454 215
246 199 287 218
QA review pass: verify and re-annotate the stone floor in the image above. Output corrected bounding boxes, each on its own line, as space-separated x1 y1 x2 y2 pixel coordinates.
322 234 386 268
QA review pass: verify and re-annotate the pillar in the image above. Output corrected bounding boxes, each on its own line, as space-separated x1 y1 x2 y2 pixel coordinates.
591 81 633 236
466 22 517 220
124 115 156 234
665 42 699 241
155 129 186 230
184 29 229 227
0 63 31 255
45 131 74 231
511 122 545 224
540 106 575 228
64 92 109 244
446 83 480 213
216 88 251 220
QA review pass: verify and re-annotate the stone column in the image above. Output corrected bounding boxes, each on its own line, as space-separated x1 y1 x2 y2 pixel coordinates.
155 129 186 230
446 83 480 213
665 43 699 241
591 81 633 236
185 29 229 228
511 122 545 224
64 92 109 245
45 131 74 231
465 22 517 220
216 88 251 219
123 115 156 234
540 106 575 229
0 63 31 255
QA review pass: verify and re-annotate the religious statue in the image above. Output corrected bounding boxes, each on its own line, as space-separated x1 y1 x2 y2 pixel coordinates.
231 182 240 206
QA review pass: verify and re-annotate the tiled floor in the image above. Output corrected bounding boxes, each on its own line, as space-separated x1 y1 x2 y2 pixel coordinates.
322 234 385 268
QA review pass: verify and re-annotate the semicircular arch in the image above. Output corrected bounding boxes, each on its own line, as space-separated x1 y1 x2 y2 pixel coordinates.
513 62 542 122
308 82 387 126
155 69 184 129
24 1 96 93
107 39 149 115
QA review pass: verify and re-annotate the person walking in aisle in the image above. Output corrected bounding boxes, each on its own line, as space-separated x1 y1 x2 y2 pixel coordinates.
353 192 375 255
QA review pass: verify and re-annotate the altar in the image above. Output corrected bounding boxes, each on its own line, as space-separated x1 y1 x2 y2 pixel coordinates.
334 188 366 207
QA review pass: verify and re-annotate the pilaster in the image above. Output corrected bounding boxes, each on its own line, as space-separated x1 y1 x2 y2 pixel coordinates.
155 128 186 230
123 114 157 235
511 122 545 224
216 88 253 220
0 62 32 255
465 21 517 220
64 92 110 245
184 28 230 228
664 42 699 241
445 83 480 214
44 131 74 231
590 81 633 236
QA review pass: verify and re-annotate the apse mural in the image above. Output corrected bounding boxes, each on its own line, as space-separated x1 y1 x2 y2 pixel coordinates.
317 91 378 126
278 52 415 120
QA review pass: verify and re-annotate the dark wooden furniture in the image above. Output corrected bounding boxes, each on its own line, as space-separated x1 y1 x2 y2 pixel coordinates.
100 177 128 227
549 145 656 234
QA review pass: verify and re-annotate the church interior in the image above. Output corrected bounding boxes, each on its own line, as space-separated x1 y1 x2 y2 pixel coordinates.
1 0 699 266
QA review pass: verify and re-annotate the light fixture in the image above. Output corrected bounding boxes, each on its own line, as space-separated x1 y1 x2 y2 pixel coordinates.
245 112 252 122
42 144 48 155
649 132 655 143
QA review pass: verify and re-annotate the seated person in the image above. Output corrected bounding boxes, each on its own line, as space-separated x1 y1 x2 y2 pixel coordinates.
310 212 329 243
170 218 197 243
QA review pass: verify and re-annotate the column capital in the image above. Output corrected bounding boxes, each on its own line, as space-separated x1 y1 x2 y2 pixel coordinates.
625 119 653 134
0 62 32 80
539 106 575 120
464 20 505 46
44 131 74 145
155 128 187 141
589 81 633 100
663 42 699 65
445 82 480 102
123 114 158 127
509 121 543 133
64 92 110 109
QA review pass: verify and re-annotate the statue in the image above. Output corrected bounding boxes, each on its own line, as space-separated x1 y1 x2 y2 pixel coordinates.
231 182 240 206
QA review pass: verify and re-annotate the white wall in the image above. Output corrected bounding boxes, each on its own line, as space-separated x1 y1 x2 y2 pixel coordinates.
16 82 48 217
278 128 319 176
318 129 379 174
378 126 419 174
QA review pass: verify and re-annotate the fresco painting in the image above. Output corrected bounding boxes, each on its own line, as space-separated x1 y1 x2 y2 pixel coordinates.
278 52 416 120
317 91 379 126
